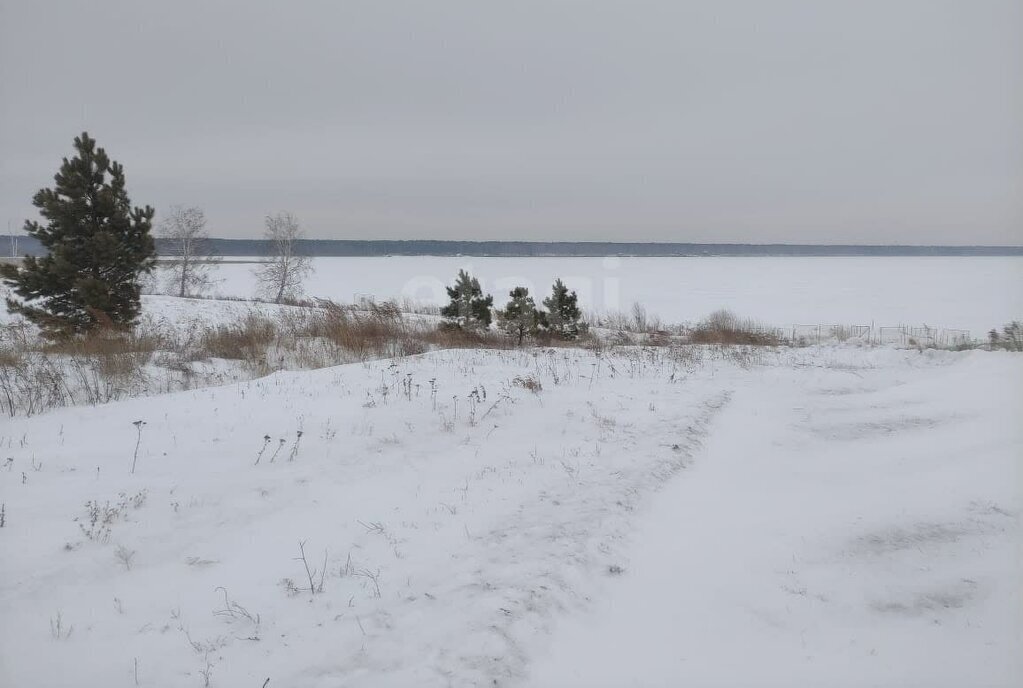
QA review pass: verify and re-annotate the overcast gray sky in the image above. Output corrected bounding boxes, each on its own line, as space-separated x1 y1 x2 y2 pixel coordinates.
1 0 1021 244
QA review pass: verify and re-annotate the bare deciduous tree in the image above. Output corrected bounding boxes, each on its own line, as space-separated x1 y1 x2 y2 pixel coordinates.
160 205 220 297
254 211 312 303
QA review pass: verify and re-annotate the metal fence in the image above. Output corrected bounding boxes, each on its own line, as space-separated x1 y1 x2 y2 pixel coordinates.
785 323 971 347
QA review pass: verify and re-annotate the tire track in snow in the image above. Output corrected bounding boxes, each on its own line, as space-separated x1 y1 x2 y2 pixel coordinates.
423 389 734 687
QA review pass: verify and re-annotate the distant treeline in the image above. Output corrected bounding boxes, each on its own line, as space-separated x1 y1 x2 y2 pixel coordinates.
5 235 1023 258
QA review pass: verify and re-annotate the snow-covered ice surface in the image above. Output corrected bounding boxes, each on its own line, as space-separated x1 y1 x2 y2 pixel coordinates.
9 256 1017 336
1 345 1020 687
206 256 1023 337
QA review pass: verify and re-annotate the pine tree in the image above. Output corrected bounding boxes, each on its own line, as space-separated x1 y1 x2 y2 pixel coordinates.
541 278 583 339
1000 321 1023 351
0 133 155 336
496 286 541 345
440 269 493 330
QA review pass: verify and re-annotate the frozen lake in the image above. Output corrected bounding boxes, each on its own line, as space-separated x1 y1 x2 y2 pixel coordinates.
206 256 1022 337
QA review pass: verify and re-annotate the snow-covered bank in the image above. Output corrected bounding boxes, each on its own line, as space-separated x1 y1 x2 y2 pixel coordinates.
0 346 1020 687
526 351 1022 688
0 293 308 329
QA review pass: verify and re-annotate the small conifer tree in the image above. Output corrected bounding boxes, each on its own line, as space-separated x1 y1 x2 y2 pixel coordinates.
541 278 583 339
497 286 541 345
1 133 155 336
996 321 1022 351
440 269 493 330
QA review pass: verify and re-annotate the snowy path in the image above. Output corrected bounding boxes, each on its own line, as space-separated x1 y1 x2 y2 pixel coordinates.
526 354 1022 687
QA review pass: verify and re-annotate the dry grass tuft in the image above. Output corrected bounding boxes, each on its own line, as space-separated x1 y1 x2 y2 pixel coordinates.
423 323 510 350
199 315 276 361
511 375 542 393
0 301 786 417
687 310 782 346
43 329 168 378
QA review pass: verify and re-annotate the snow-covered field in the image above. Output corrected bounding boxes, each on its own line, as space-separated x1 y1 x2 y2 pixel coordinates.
1 335 1020 686
205 256 1023 338
1 259 1021 685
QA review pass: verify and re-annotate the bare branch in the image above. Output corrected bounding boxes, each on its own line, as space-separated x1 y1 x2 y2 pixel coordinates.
253 212 312 304
159 205 221 297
